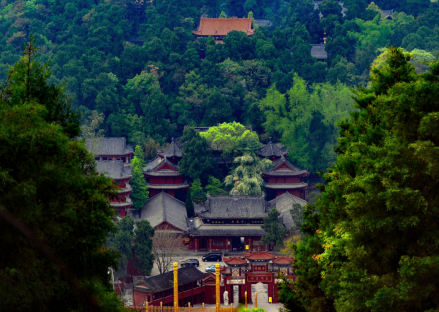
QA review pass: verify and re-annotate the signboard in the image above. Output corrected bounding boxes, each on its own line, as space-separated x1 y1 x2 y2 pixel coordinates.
247 275 272 283
228 279 245 285
252 265 266 272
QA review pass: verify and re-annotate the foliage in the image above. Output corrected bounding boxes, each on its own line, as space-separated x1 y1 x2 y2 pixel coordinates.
133 220 155 276
130 145 149 210
290 203 304 230
204 176 227 195
185 189 195 218
260 75 355 172
0 43 124 311
261 209 288 249
107 216 134 275
290 47 439 311
224 154 272 195
178 127 216 183
191 178 207 203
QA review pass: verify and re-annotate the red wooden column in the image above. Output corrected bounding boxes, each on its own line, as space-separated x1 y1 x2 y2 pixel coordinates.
194 238 198 251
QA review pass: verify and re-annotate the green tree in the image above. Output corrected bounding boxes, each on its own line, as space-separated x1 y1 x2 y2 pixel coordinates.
133 220 155 276
291 48 439 311
178 127 216 183
130 145 149 210
219 11 226 18
0 41 124 311
204 176 226 195
224 154 271 196
191 178 207 203
107 216 135 275
261 209 288 249
185 190 195 218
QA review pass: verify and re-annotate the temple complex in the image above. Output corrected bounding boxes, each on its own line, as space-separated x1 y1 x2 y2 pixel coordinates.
192 18 255 42
96 160 133 216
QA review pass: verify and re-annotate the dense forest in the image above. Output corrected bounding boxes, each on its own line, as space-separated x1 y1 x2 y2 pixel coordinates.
0 0 438 173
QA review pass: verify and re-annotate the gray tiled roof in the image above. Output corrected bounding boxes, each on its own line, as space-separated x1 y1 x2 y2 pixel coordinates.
265 183 308 189
143 157 181 174
197 195 267 219
266 192 307 229
86 137 134 156
191 224 266 236
311 44 327 59
257 139 288 157
263 156 309 176
382 10 394 19
134 266 209 292
140 191 188 232
157 138 183 158
147 183 189 190
96 160 132 180
313 1 347 17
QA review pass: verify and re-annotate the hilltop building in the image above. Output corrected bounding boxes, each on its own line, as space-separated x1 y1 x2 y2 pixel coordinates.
86 137 134 163
192 18 255 42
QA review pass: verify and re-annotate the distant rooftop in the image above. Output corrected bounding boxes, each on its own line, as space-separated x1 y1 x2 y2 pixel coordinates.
311 44 327 59
157 138 183 158
86 137 134 156
96 160 132 180
198 194 267 219
192 18 254 37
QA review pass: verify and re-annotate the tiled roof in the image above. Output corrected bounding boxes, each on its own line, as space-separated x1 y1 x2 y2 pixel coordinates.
311 44 327 59
147 183 190 190
273 256 293 265
223 257 247 266
143 157 181 174
382 10 394 19
191 224 266 236
243 251 275 261
96 160 132 180
256 139 288 158
266 192 307 229
198 195 267 219
192 18 255 37
86 137 134 156
263 156 309 177
265 183 308 189
140 191 188 232
157 138 183 158
134 266 209 292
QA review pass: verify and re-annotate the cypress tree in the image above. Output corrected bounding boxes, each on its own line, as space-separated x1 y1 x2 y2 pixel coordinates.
131 145 149 209
186 189 195 218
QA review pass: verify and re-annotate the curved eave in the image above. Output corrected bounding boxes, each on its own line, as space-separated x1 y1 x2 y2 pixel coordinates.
110 202 133 208
96 153 134 158
114 176 132 182
265 183 308 189
147 184 190 190
262 171 309 178
143 172 183 177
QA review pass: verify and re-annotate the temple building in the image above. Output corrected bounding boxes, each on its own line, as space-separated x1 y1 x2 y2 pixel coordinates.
192 18 255 42
143 139 189 201
191 194 268 252
132 266 210 307
86 137 134 163
221 251 294 304
96 160 133 216
256 138 289 161
262 156 309 201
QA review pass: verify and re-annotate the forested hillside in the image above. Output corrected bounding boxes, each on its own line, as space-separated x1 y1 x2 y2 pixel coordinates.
0 0 438 172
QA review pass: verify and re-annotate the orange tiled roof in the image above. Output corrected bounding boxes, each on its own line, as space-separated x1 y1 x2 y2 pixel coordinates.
243 251 275 261
273 256 293 265
223 257 247 266
192 18 254 37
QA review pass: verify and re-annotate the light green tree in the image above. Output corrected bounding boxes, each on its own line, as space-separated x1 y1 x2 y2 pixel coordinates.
224 154 271 196
130 145 149 210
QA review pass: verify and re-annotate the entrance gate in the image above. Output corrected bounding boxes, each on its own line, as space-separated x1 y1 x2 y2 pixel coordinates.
251 282 268 303
233 285 239 304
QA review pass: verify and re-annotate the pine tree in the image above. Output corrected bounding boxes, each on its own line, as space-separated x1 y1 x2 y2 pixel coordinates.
131 145 149 210
261 209 288 249
185 190 195 218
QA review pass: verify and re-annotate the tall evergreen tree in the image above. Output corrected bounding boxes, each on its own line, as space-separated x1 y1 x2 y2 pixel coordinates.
0 40 124 311
133 220 155 276
261 209 288 249
130 145 149 210
185 190 195 218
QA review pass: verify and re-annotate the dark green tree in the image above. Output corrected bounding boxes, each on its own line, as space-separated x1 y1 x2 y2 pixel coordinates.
178 127 216 184
261 209 288 249
133 220 155 276
107 216 134 275
185 190 195 218
0 41 124 311
204 176 226 195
